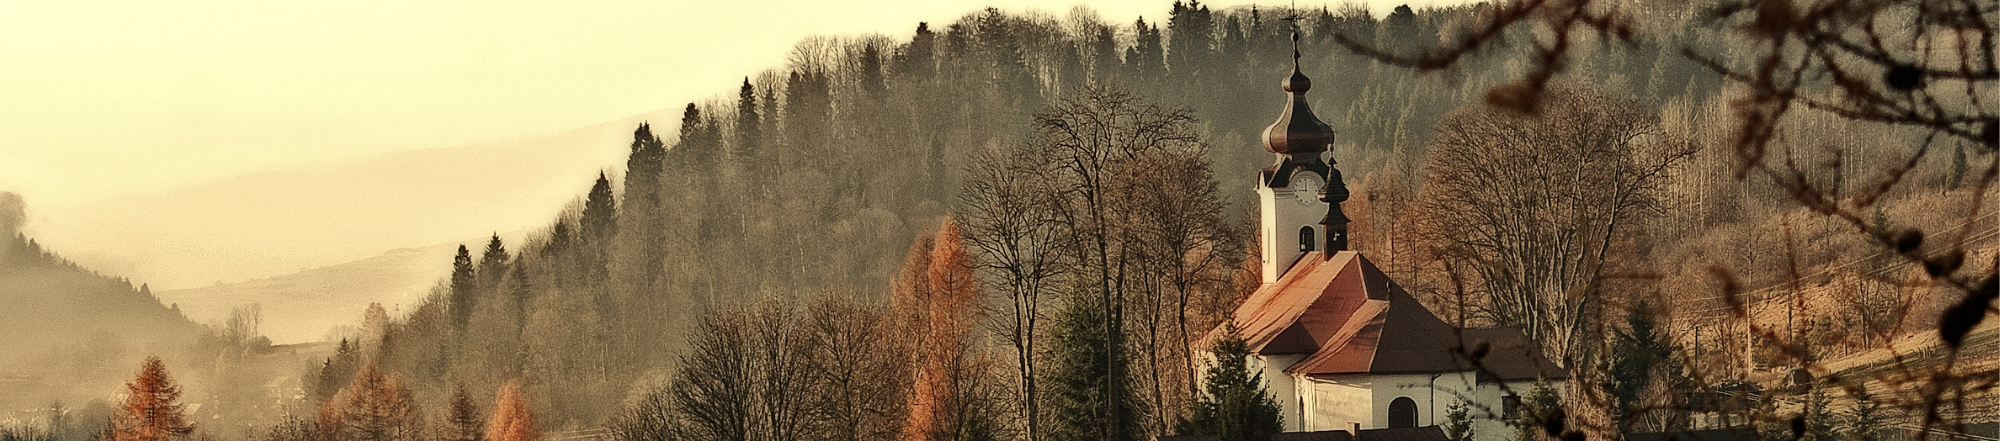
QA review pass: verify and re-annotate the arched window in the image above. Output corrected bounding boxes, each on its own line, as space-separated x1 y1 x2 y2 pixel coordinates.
1389 397 1418 428
1299 226 1315 252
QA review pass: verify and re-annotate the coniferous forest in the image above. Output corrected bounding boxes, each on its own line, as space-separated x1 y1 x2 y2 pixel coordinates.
2 1 1993 441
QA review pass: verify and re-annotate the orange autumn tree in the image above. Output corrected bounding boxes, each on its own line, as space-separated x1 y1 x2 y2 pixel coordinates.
324 360 423 441
486 381 538 441
900 217 992 441
110 356 195 441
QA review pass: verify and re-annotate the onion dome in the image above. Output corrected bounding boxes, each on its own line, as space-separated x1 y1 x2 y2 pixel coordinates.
1262 32 1334 155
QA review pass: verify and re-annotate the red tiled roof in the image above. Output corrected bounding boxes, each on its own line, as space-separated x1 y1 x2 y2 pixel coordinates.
1221 251 1563 378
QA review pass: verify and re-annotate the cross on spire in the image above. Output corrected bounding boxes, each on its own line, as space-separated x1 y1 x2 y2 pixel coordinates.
1282 8 1302 68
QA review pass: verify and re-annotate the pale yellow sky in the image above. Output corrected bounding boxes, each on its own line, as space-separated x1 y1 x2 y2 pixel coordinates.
1 0 1470 289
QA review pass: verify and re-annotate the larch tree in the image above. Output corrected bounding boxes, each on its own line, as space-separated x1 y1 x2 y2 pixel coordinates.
890 232 936 343
486 381 538 441
329 361 423 441
900 217 992 441
109 357 195 441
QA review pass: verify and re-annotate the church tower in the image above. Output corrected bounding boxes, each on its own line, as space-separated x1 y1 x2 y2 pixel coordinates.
1257 30 1350 284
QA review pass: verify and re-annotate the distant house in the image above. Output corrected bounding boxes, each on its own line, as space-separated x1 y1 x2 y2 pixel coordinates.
1199 31 1565 440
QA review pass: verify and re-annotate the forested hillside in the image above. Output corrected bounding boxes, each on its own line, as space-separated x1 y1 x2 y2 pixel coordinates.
0 192 296 435
281 1 1992 439
0 233 199 365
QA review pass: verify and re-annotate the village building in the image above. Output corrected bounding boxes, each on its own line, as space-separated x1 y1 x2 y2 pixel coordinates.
1200 30 1566 440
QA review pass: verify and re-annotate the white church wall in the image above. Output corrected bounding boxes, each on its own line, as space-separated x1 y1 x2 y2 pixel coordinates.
1301 375 1373 431
1363 372 1477 429
1249 354 1309 431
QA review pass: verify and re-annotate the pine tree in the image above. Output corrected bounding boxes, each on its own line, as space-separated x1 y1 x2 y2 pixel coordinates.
450 245 477 329
443 384 485 441
543 220 573 259
1175 322 1281 441
109 357 195 441
486 382 538 441
582 173 617 246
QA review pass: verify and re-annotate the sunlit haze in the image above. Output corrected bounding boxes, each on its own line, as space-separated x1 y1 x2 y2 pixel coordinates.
0 0 1469 290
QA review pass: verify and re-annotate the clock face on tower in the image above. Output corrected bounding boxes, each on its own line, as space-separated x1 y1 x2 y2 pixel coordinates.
1291 172 1323 206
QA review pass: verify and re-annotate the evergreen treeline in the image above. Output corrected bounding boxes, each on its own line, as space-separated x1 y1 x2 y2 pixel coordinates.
0 233 200 359
286 0 1986 439
300 0 1732 430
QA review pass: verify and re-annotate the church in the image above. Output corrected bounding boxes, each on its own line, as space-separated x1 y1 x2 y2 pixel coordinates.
1204 32 1565 439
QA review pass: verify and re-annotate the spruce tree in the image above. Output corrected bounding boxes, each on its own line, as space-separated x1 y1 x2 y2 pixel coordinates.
735 79 761 166
858 44 887 99
1166 1 1215 80
1842 386 1884 441
678 103 716 167
1443 401 1474 441
478 234 508 287
1804 389 1837 441
1176 321 1281 441
617 123 668 302
1608 301 1681 424
1043 292 1144 441
581 172 617 246
450 245 477 329
443 384 485 441
898 23 937 79
1126 18 1165 81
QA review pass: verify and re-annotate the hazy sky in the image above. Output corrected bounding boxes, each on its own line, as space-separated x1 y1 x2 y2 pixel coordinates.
1 0 1471 287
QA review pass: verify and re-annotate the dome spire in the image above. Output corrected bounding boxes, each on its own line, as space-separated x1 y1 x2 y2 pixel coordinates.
1263 21 1331 157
